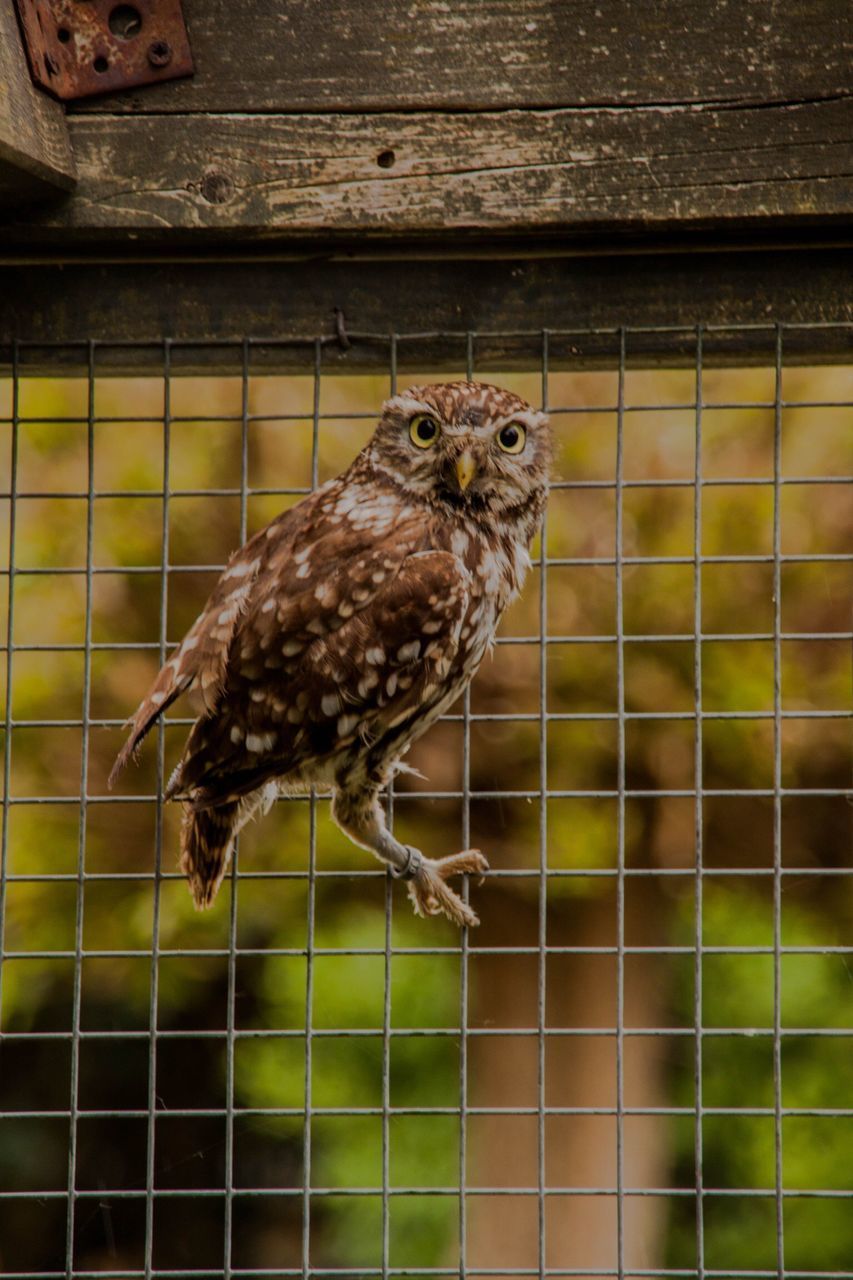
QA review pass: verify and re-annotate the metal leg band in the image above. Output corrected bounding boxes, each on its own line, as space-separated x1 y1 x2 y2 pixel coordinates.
390 846 424 881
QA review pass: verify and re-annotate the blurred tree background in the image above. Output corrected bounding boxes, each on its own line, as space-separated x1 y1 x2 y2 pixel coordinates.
0 359 849 1278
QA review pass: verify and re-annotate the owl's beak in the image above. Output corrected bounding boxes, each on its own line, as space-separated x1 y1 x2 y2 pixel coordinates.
455 451 477 491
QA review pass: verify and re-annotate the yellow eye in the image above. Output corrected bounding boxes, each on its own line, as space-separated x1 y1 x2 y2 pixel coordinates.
497 422 526 454
409 414 439 448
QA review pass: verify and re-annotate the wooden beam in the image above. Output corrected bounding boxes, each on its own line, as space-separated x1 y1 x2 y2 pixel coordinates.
2 99 850 244
0 2 76 207
69 0 851 114
1 250 850 372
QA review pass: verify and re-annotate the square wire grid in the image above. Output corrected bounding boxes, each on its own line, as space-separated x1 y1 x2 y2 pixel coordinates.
0 324 850 1279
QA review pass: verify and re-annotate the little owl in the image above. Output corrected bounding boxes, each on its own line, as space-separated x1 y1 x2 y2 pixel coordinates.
110 382 552 926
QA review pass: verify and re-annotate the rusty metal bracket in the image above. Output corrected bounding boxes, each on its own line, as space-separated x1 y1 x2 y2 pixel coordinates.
14 1 193 102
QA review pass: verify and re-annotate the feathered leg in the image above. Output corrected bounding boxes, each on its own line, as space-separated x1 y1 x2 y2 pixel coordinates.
332 785 488 928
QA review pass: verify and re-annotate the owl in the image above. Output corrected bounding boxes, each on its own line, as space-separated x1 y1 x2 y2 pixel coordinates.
110 382 552 927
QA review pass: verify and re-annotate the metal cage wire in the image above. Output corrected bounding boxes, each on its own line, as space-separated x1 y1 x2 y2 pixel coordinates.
0 323 850 1279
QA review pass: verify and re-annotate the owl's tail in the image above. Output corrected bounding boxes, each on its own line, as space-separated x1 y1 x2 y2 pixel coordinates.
180 801 239 909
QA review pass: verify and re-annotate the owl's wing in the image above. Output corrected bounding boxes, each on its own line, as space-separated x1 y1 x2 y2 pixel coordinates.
107 523 274 788
109 484 427 789
171 549 470 807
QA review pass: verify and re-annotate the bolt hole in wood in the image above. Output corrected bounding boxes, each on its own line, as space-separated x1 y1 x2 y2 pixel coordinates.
376 148 396 168
108 4 143 40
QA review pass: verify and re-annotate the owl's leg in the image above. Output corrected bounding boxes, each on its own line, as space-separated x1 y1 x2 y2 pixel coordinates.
332 786 488 928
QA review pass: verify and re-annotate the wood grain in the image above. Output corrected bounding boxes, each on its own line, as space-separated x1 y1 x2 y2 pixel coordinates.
0 2 76 206
2 251 850 373
5 99 850 242
69 0 851 114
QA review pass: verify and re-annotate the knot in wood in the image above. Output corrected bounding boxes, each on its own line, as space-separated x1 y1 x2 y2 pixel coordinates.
200 171 234 205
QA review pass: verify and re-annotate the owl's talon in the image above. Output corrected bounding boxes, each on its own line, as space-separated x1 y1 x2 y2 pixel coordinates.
406 849 489 928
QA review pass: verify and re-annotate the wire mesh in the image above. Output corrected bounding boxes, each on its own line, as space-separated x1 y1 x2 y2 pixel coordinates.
0 324 850 1279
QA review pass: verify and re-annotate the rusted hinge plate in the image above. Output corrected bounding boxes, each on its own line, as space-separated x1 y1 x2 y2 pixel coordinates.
14 0 193 102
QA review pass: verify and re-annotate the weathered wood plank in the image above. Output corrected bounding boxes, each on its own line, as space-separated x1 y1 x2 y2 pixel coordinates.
0 2 76 206
69 0 851 114
1 251 850 372
3 100 850 243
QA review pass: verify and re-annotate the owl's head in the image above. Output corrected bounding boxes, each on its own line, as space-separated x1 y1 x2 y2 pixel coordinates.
368 381 552 516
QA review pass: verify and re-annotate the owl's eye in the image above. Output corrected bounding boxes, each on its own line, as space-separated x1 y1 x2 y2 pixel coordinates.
409 414 439 448
497 422 526 454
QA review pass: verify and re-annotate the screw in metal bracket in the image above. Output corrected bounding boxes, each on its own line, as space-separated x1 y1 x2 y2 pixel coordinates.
147 39 172 67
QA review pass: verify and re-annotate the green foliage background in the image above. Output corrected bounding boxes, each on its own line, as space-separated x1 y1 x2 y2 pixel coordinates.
0 361 850 1274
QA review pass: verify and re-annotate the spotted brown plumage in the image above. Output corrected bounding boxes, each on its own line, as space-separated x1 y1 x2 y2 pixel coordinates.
110 381 552 926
